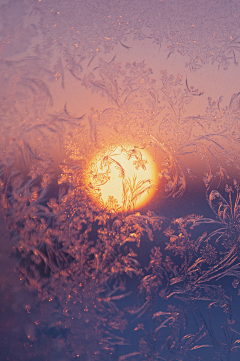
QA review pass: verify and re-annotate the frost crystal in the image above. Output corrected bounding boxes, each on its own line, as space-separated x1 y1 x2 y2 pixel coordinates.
1 0 240 360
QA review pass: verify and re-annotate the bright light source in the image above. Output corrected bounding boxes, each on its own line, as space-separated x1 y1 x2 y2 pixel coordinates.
86 144 158 212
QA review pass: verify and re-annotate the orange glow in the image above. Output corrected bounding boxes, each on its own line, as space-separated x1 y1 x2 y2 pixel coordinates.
86 144 158 212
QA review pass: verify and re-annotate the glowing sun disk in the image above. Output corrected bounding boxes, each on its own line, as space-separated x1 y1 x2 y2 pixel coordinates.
86 145 158 212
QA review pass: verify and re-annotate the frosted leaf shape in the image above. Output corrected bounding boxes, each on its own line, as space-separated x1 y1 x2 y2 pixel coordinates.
209 183 240 224
229 92 240 113
208 190 233 223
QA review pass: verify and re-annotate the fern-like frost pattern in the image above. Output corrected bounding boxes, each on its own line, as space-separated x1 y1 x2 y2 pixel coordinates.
1 0 240 360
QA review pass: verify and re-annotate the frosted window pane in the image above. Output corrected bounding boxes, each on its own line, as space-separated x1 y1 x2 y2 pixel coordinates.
1 0 240 360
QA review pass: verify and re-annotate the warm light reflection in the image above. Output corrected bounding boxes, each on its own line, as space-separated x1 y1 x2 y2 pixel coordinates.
86 144 158 212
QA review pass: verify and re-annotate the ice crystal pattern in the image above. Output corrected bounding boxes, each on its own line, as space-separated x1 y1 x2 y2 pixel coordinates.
2 0 240 71
26 0 240 72
1 56 240 360
3 160 240 360
1 0 240 359
81 59 240 197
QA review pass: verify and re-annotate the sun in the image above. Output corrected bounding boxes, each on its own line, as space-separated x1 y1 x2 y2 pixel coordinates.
86 144 158 212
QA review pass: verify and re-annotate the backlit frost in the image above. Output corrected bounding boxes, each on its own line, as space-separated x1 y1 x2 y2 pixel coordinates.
1 0 240 360
2 58 240 358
